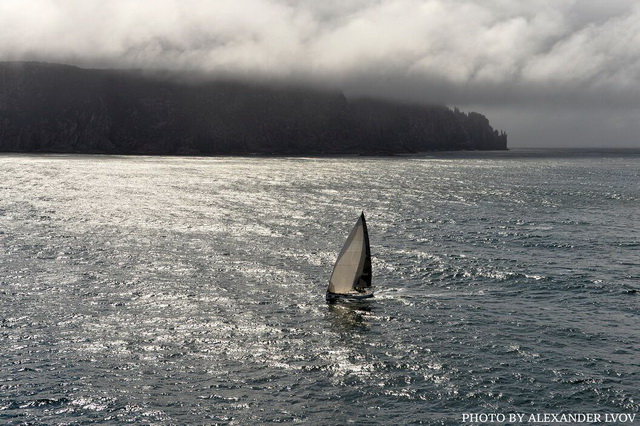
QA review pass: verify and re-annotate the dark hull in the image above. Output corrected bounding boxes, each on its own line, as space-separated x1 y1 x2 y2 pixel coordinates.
326 290 374 303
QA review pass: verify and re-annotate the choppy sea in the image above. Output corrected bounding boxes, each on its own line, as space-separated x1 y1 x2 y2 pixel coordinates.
1 149 638 425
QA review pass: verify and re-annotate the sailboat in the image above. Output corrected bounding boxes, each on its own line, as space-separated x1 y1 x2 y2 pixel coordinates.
326 212 374 302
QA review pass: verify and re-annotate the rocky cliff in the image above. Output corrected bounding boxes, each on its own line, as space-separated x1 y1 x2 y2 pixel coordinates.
0 62 507 155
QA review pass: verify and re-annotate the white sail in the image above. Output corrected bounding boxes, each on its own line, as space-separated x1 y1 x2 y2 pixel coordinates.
328 213 371 295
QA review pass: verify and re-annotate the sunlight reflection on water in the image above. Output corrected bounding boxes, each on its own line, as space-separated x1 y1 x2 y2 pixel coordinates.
1 152 638 423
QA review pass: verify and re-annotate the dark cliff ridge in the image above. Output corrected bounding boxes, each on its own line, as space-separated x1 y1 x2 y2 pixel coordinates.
0 62 507 155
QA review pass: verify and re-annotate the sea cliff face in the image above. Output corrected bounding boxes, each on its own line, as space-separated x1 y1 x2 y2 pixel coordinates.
0 62 507 154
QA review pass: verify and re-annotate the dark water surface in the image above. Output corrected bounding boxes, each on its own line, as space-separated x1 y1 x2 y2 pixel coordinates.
1 150 638 424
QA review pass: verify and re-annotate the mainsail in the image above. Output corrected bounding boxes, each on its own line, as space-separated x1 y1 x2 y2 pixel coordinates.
328 213 372 295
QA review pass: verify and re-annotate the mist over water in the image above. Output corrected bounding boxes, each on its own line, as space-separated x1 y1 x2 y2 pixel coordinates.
1 151 638 424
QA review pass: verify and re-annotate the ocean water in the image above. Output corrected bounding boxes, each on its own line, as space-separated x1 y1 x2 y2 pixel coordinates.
0 150 638 424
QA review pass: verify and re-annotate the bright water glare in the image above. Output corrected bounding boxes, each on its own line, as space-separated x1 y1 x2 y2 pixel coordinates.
1 151 638 424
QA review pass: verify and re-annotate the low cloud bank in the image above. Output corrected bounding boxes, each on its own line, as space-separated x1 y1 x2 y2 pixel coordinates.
2 0 639 146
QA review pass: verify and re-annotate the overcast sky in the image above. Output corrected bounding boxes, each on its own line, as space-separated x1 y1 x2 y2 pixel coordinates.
1 0 639 147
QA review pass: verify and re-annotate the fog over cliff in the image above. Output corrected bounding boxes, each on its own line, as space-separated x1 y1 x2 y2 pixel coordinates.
0 62 507 155
1 0 639 147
